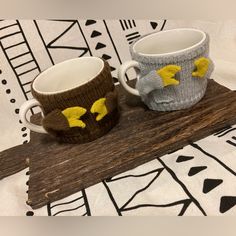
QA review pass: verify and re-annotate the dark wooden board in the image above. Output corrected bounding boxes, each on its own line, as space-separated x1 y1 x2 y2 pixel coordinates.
0 144 29 179
1 80 236 209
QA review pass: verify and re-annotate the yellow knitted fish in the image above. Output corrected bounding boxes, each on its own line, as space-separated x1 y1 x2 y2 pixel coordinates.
156 65 181 87
90 98 108 121
192 57 210 78
62 107 87 128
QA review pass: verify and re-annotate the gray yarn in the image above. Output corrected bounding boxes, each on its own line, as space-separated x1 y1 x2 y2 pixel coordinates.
136 70 164 95
130 32 214 111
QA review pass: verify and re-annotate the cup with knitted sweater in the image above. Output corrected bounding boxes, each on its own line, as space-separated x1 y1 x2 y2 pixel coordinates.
19 57 119 143
118 28 214 111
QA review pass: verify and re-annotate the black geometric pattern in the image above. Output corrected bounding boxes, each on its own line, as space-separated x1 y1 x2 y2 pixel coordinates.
188 166 207 176
91 30 102 38
46 189 91 216
103 167 200 216
95 42 106 50
176 155 194 163
85 20 96 26
102 54 112 60
0 20 235 216
202 179 223 194
220 196 236 213
150 21 158 30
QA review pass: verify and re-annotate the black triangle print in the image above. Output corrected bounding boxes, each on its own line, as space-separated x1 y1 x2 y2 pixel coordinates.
113 77 118 83
91 30 102 38
110 66 116 72
150 21 158 30
85 19 96 26
188 166 207 176
102 54 112 60
95 42 106 50
220 196 236 213
203 178 223 194
176 155 194 163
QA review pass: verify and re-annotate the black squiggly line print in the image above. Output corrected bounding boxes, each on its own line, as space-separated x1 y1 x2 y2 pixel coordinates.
14 59 35 69
17 20 41 72
102 180 122 216
160 20 167 30
121 199 192 216
4 41 25 50
34 20 55 65
120 168 164 210
157 157 207 216
0 31 21 40
47 203 52 216
119 20 125 31
213 126 232 136
0 23 18 30
226 140 236 147
0 20 40 102
0 39 29 100
50 195 84 209
218 128 236 137
103 20 122 64
76 20 92 56
46 21 90 57
106 168 163 182
81 189 91 216
53 203 85 216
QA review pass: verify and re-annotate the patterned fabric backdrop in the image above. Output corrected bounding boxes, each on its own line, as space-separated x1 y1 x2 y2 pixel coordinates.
0 20 235 216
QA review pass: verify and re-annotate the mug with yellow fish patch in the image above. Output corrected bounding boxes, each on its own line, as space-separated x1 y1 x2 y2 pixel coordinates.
19 57 119 143
118 28 214 111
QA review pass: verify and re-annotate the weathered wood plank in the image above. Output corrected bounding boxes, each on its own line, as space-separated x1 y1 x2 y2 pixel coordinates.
27 80 236 209
1 79 236 209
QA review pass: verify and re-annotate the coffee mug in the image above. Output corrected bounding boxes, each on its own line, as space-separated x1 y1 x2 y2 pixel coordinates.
19 57 119 143
118 28 214 111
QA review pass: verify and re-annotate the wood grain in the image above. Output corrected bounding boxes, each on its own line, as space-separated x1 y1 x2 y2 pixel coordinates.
1 80 236 209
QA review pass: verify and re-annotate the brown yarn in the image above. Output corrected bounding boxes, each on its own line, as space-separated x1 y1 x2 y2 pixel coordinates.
105 89 118 113
42 109 69 132
31 60 119 143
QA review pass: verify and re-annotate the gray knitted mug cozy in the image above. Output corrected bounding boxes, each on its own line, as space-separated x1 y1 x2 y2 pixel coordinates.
123 30 214 111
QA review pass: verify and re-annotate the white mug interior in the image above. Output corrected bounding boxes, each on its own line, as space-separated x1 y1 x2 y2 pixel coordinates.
133 28 206 56
32 57 104 94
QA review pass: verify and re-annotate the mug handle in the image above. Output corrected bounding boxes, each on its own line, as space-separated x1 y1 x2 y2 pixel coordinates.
118 60 141 96
19 99 47 134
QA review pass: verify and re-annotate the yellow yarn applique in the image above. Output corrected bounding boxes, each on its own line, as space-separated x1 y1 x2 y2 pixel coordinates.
90 98 108 121
156 65 181 87
62 107 87 128
192 57 210 78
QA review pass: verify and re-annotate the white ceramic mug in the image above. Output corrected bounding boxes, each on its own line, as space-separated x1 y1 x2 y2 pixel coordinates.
19 57 119 143
118 28 214 111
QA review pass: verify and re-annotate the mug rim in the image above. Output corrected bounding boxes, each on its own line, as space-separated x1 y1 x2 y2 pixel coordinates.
32 57 104 95
132 28 206 57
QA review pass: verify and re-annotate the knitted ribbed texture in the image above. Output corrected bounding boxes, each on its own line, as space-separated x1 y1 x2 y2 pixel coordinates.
130 32 214 111
32 60 119 143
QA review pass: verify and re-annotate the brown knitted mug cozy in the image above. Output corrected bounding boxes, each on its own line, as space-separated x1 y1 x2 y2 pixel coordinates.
31 60 119 143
